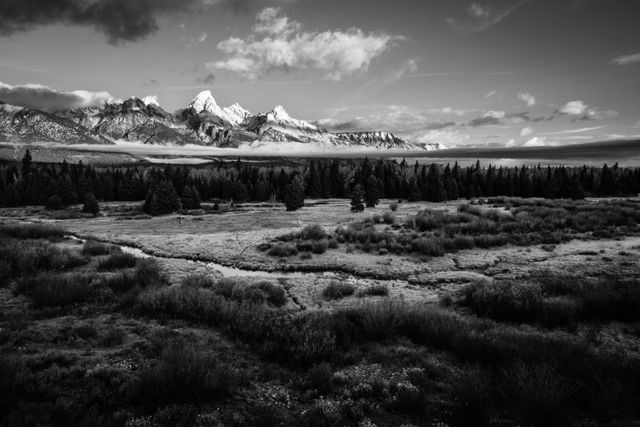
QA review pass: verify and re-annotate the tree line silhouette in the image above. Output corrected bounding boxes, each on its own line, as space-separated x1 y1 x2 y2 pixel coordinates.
1 151 639 214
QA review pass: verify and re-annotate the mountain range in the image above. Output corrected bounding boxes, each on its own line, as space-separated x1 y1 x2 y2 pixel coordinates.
0 91 440 151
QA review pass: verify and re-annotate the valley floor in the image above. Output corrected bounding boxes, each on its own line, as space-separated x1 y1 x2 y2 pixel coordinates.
2 198 640 426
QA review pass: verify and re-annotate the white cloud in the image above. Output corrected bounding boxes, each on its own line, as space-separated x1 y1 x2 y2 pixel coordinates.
198 32 208 42
446 0 530 33
210 7 401 80
542 126 603 135
559 100 589 115
520 126 533 137
0 81 113 111
557 100 618 120
517 92 536 106
485 90 496 98
610 53 640 65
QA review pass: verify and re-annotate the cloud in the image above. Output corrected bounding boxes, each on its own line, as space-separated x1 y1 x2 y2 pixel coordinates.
0 0 222 45
0 81 113 111
469 110 531 127
195 73 216 85
520 126 533 137
556 100 618 121
446 0 530 33
485 90 496 98
610 53 640 65
542 126 603 135
518 92 536 106
210 7 402 80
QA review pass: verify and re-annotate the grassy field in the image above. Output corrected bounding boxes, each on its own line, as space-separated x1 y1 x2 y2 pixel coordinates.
2 198 640 426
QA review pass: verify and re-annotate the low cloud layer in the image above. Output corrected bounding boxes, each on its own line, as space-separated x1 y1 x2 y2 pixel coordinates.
0 81 113 111
446 0 530 33
211 7 402 80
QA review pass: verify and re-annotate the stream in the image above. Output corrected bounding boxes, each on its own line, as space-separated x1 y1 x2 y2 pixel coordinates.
69 235 361 281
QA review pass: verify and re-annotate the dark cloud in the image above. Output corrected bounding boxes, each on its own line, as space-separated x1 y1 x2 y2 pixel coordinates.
195 73 216 85
0 81 112 111
143 79 160 87
0 0 204 44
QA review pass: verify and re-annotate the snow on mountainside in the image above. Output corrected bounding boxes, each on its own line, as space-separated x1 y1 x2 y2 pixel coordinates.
0 102 110 144
188 90 252 127
60 97 195 145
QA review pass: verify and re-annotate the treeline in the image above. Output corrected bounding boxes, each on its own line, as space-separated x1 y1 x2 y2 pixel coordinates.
1 151 639 212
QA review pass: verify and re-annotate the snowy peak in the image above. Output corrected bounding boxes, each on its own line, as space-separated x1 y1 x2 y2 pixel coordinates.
266 105 320 132
190 90 219 114
142 95 160 107
222 103 252 125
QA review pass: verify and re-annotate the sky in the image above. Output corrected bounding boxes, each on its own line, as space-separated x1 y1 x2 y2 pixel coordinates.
0 0 639 148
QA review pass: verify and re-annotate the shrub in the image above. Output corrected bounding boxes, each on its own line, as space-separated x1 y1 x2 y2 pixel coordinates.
328 239 339 249
382 212 395 224
411 237 445 257
182 274 215 289
82 240 116 256
256 281 287 307
0 223 65 240
503 362 570 426
312 239 329 254
97 253 137 271
103 272 137 293
134 259 168 287
322 281 355 300
297 240 314 252
357 284 389 297
460 280 543 324
389 202 398 212
268 243 298 257
20 274 95 307
306 363 334 394
298 224 327 240
127 339 234 407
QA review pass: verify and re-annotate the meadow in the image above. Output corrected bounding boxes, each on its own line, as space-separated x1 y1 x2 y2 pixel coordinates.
2 195 640 426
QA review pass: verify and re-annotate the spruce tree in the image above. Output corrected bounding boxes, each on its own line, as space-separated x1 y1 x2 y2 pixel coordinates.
365 176 381 207
284 175 305 211
181 185 201 210
83 193 100 216
350 184 365 212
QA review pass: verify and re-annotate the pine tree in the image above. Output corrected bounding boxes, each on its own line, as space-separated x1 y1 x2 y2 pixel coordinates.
181 185 201 210
365 176 381 207
350 184 365 212
284 175 305 211
83 193 100 216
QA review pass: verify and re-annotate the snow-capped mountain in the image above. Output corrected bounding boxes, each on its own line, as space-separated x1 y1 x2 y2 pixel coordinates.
0 101 109 144
188 90 252 127
0 90 441 151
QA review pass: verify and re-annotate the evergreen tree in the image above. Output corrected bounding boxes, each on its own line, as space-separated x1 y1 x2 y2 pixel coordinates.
181 185 201 210
350 184 365 212
83 193 100 216
365 176 381 207
284 175 305 211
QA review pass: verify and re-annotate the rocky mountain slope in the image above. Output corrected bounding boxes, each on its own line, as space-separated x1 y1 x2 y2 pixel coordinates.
0 91 440 151
0 102 110 144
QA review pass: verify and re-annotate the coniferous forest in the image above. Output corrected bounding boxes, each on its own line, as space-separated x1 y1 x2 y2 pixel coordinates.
1 151 640 213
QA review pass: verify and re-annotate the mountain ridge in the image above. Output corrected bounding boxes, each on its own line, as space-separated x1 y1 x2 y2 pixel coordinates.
0 90 440 151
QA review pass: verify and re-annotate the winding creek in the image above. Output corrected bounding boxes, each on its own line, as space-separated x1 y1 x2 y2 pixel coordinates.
68 235 373 282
